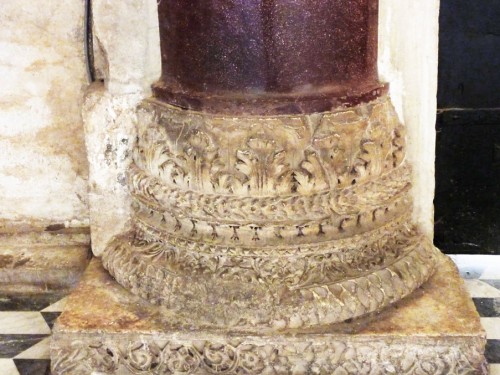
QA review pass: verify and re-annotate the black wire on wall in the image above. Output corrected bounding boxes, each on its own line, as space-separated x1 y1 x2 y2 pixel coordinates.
84 0 95 83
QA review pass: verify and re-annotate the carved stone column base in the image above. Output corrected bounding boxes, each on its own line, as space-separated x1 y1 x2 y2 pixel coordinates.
51 255 488 375
101 229 439 329
100 94 440 328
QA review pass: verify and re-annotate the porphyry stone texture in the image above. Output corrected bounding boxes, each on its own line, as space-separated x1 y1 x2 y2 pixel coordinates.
51 254 488 374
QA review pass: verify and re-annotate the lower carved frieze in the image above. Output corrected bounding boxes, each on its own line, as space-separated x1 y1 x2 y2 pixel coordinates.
129 166 413 247
129 161 413 225
127 213 420 288
51 334 486 375
101 235 439 329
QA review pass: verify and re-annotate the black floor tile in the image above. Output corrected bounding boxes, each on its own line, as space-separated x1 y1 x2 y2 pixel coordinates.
14 358 51 375
40 312 61 330
473 298 500 318
0 335 48 358
0 294 65 312
485 339 500 364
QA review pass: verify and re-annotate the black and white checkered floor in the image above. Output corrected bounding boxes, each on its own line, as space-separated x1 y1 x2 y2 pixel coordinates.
0 255 498 375
0 293 65 375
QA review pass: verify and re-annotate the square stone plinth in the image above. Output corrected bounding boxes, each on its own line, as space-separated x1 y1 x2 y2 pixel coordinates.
51 254 488 374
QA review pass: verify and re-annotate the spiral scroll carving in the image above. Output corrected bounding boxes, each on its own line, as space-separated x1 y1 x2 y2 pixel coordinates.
52 336 485 375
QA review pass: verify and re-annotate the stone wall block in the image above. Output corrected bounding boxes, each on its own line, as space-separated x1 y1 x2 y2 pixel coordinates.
379 0 440 236
83 85 143 256
92 0 161 96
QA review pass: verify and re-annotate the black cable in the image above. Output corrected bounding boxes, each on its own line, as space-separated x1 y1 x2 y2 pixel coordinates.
84 0 95 83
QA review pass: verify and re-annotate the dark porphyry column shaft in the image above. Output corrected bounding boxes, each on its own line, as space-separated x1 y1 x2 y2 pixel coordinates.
153 0 383 115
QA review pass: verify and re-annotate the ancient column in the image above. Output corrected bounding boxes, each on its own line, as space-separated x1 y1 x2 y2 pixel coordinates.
50 1 489 374
101 0 439 328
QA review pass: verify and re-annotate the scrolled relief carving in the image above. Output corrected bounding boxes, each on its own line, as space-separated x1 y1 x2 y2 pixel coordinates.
127 215 420 288
129 162 413 224
52 337 484 375
134 96 406 198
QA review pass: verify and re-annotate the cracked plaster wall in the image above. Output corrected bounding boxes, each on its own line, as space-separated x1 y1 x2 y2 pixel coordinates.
0 1 90 231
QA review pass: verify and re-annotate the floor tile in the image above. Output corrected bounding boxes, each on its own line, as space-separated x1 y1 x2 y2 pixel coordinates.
473 298 500 317
480 261 500 279
0 335 48 358
13 358 50 375
0 294 65 312
0 313 50 335
491 363 500 375
483 280 500 291
40 298 67 313
0 359 20 375
481 317 500 340
464 279 500 298
486 340 500 364
40 312 61 330
14 337 50 360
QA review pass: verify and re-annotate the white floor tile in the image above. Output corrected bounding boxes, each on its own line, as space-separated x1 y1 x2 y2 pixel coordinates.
480 260 500 279
14 336 50 359
0 359 20 375
464 279 500 298
491 364 500 375
0 312 50 335
450 254 498 268
481 317 500 340
41 297 67 313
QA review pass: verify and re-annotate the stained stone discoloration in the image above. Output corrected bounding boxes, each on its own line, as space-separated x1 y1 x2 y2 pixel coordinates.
0 230 90 293
51 255 488 374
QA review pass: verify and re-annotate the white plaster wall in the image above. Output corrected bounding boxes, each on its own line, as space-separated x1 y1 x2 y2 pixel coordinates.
0 1 89 228
379 0 440 237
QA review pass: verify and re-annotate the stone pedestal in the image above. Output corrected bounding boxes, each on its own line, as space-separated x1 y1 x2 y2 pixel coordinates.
51 254 487 374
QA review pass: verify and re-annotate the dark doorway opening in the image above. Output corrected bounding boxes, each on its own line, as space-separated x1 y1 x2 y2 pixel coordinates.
434 0 500 254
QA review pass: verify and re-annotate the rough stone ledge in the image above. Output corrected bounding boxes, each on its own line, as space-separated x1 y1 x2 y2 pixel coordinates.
0 229 91 293
51 254 488 374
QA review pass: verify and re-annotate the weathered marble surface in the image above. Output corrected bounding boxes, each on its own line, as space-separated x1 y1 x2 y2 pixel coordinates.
0 1 89 226
83 0 161 257
51 254 488 374
0 229 90 293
